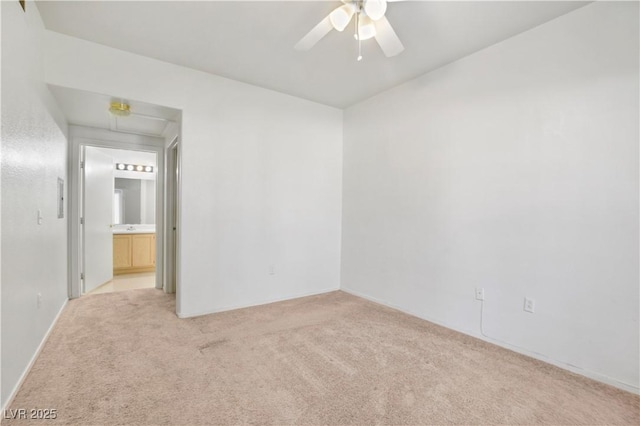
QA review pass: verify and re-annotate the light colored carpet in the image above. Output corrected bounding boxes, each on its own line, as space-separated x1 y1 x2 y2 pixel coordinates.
5 289 639 425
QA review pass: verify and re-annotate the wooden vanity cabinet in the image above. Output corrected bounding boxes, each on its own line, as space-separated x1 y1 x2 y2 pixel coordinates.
113 233 156 274
113 235 132 269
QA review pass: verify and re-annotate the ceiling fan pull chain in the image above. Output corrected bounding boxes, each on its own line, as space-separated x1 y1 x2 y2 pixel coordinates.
356 8 363 61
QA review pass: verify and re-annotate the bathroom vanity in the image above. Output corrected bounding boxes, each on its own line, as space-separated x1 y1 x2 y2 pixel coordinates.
113 227 156 274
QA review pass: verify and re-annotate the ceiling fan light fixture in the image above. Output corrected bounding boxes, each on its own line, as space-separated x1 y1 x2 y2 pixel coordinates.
364 0 387 21
109 102 131 117
295 0 403 60
329 4 355 32
356 15 376 41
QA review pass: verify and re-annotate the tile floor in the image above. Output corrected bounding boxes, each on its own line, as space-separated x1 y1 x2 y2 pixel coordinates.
88 272 156 294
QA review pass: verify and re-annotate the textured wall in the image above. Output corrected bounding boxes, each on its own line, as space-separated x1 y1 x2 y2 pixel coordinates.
1 0 68 407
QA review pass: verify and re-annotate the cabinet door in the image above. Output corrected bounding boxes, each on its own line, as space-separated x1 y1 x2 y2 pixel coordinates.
113 235 132 268
132 234 154 267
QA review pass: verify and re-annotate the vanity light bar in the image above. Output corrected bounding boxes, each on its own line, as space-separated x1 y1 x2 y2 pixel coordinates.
115 163 154 173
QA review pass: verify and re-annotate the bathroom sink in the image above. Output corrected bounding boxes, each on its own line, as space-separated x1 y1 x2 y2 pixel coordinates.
112 225 155 234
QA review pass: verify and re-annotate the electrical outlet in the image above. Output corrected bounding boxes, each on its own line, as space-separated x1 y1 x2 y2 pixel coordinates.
524 297 535 313
36 293 42 309
475 287 485 301
37 209 43 225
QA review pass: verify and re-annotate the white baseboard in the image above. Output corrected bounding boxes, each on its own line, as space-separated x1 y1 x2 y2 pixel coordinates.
1 298 69 413
341 287 639 395
177 287 340 319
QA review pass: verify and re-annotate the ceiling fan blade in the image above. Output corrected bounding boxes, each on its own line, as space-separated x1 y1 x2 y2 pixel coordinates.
294 16 334 51
373 16 404 57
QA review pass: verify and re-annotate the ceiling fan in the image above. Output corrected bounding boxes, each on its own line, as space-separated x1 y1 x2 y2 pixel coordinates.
295 0 404 61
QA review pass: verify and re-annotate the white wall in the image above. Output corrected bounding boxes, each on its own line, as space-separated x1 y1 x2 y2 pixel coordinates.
1 0 69 407
44 31 343 317
1 0 4 408
342 2 639 392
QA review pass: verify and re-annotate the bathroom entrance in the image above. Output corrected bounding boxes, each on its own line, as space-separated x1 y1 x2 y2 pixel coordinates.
83 146 158 294
50 85 182 300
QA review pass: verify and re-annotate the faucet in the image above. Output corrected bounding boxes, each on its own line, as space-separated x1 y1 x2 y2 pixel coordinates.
126 225 136 231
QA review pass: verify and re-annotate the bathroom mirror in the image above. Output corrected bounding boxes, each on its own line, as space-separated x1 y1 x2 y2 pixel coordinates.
113 177 155 225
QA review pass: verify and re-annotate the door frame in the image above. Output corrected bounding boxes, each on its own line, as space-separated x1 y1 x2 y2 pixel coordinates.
164 136 181 297
68 126 166 298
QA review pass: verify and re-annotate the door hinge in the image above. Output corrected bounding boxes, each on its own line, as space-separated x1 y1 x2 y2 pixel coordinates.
80 217 84 225
80 161 84 169
80 273 84 281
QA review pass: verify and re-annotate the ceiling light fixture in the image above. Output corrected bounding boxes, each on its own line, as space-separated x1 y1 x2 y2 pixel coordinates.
356 15 376 41
115 163 154 173
109 102 131 117
295 0 404 61
364 0 387 21
329 4 356 31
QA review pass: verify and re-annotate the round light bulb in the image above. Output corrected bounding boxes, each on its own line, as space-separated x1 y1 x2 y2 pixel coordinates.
364 0 387 21
117 163 125 170
357 15 376 41
329 4 355 32
136 165 143 171
127 165 134 171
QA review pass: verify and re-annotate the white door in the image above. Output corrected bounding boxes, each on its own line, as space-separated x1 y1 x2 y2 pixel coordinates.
83 147 114 293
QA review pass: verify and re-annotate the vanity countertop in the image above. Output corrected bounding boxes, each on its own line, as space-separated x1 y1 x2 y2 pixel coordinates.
113 226 156 235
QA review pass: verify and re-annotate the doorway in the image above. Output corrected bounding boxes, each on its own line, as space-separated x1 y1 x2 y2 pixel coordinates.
68 126 169 299
82 146 159 295
49 86 182 303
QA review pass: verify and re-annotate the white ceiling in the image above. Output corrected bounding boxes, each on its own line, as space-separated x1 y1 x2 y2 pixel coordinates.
49 85 181 137
38 1 588 108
